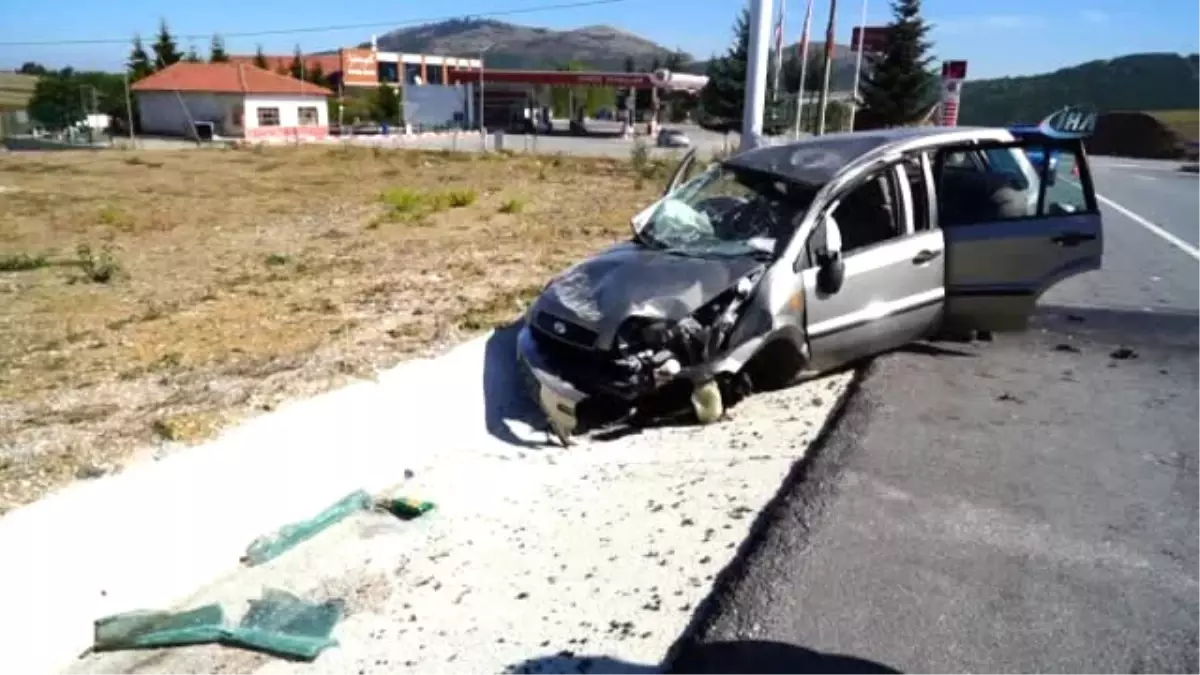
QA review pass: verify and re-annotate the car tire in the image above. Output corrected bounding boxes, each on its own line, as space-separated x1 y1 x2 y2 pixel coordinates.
742 340 804 392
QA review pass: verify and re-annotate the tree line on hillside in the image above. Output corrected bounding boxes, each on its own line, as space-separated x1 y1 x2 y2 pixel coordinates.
958 52 1200 126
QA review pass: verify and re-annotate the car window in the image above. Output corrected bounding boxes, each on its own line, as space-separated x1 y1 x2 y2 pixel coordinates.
829 171 902 253
936 143 1091 226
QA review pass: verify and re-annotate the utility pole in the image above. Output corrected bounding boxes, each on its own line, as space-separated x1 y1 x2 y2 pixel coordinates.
740 0 774 151
124 70 136 145
815 0 838 135
846 0 869 131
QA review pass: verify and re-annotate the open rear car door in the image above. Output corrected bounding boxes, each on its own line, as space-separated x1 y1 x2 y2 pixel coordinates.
937 130 1103 333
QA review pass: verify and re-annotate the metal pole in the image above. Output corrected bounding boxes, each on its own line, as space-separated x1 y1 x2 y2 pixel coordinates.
847 0 868 132
478 51 486 137
741 0 774 151
123 71 136 145
792 0 815 139
815 0 838 135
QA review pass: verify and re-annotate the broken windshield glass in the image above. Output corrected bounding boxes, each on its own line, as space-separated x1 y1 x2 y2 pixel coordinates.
640 166 817 259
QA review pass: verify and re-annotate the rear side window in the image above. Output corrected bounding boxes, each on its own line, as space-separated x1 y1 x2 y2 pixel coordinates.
936 142 1094 227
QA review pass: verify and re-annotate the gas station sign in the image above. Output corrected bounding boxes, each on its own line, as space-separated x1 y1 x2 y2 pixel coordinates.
939 60 968 126
851 26 890 55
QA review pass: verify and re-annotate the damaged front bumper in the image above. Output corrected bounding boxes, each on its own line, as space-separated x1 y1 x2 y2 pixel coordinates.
516 321 737 445
516 323 594 444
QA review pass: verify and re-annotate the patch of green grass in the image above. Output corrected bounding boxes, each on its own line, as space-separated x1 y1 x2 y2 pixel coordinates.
498 197 525 214
75 244 120 284
1148 109 1199 142
0 252 49 272
377 186 477 224
444 188 478 208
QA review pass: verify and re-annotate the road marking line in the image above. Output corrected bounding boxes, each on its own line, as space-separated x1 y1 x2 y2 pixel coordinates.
1096 192 1200 261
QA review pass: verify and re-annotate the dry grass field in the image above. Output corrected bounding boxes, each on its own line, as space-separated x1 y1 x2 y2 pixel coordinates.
0 144 674 511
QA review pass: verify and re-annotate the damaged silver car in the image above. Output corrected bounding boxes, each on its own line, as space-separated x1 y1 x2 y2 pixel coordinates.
518 126 1104 444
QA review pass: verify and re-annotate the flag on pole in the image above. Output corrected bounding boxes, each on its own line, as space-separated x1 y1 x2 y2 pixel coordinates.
772 0 787 98
797 0 814 62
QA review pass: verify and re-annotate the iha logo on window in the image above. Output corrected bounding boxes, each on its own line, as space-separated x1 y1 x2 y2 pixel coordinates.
1037 106 1098 140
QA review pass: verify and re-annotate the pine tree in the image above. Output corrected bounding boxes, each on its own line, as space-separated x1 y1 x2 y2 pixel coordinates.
209 34 229 63
127 35 155 81
857 0 937 129
699 5 787 132
253 45 270 70
289 45 305 80
184 45 202 63
151 18 182 68
623 56 636 73
308 62 325 85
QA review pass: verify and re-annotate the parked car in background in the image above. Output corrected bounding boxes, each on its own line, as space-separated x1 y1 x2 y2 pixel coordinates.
656 128 691 148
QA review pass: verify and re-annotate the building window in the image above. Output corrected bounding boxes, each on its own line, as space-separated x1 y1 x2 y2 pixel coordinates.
298 106 319 125
403 63 422 85
426 64 444 85
257 107 281 127
377 62 399 83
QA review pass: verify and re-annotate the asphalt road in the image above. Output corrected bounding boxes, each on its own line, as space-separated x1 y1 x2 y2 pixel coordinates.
669 159 1199 672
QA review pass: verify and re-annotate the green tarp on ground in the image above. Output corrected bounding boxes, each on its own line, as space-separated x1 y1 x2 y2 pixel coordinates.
93 589 343 662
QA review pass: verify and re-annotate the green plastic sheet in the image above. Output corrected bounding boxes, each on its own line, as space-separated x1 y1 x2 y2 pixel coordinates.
92 589 343 662
242 490 374 566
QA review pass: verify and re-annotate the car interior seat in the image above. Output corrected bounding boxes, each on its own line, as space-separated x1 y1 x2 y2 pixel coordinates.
834 176 896 251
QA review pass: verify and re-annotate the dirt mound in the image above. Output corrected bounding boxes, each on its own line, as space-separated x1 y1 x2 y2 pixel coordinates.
1086 111 1189 159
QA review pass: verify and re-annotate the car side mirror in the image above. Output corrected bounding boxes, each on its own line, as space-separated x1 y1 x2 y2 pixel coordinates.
815 215 845 295
816 249 845 295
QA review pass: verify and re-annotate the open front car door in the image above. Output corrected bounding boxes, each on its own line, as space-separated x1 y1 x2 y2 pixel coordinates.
936 136 1103 333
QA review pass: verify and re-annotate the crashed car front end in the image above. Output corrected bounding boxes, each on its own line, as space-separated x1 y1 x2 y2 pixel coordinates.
517 266 764 444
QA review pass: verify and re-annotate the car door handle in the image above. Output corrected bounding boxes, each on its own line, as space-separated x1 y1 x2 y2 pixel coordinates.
912 249 942 265
1051 231 1097 247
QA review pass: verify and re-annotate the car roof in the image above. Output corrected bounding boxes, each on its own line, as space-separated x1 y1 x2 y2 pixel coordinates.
722 126 1004 186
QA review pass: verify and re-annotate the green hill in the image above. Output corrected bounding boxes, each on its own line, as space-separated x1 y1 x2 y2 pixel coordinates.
959 52 1199 127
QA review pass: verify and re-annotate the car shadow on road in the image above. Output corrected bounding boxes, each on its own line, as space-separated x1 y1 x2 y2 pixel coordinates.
482 322 556 449
503 640 901 674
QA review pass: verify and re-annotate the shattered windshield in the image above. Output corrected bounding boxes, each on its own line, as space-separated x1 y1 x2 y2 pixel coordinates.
640 164 818 259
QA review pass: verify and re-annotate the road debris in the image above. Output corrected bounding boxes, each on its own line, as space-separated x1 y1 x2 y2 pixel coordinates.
1110 347 1138 360
242 491 375 566
1054 343 1082 353
242 489 437 566
375 496 436 521
91 589 343 662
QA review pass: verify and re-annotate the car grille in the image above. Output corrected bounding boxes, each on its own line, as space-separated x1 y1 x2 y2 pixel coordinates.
533 311 598 349
529 326 640 398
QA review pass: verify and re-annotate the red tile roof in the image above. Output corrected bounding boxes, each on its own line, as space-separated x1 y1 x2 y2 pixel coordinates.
131 62 333 97
228 54 342 76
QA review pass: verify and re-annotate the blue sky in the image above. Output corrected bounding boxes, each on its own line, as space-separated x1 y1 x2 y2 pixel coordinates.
1 0 1197 79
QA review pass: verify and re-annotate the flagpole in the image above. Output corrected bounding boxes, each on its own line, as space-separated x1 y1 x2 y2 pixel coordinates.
815 0 838 135
792 0 815 139
772 0 787 104
847 0 869 131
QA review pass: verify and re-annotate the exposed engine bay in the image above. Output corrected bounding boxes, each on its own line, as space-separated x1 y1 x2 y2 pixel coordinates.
606 272 761 396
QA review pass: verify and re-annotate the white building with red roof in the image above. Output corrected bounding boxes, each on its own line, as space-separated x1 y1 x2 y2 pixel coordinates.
130 61 334 141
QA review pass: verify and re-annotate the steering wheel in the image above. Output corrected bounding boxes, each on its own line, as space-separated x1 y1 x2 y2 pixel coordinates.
695 196 747 222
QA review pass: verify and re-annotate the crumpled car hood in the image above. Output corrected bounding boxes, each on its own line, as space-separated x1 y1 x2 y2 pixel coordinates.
532 240 763 349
